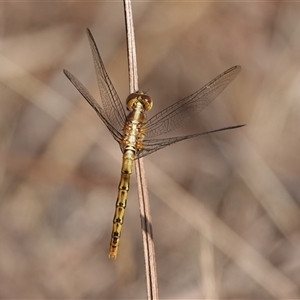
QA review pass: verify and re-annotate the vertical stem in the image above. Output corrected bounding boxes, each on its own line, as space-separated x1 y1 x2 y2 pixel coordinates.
135 157 158 300
123 1 159 299
123 0 138 92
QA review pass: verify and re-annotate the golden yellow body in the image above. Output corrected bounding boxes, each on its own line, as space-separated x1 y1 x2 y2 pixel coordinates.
109 92 152 258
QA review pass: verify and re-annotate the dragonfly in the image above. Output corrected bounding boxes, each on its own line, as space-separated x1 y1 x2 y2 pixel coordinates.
64 29 244 259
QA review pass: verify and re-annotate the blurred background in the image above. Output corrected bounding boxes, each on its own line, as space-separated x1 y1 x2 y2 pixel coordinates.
0 1 300 299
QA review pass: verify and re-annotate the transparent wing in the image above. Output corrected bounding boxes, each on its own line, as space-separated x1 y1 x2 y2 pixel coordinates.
145 65 241 138
86 28 127 133
137 124 245 158
63 69 123 143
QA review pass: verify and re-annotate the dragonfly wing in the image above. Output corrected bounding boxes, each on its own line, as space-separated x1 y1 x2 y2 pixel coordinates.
86 29 127 133
137 124 245 158
64 69 123 143
145 65 241 138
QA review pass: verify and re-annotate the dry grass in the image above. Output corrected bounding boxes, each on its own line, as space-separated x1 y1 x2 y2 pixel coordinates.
0 2 299 299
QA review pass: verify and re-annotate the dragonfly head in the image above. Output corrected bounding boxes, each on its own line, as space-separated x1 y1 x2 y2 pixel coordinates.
126 91 153 111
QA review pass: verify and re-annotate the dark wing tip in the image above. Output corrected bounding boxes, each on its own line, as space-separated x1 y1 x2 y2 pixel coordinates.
86 28 92 37
63 69 69 76
234 124 246 129
86 28 95 45
63 69 73 81
235 65 242 73
227 65 241 74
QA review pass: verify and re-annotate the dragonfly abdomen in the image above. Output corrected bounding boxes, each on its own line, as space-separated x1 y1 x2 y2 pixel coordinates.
109 148 135 258
108 92 153 258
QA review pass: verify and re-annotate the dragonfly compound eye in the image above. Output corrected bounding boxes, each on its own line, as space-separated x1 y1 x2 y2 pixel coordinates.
126 92 153 111
140 94 153 111
126 93 138 110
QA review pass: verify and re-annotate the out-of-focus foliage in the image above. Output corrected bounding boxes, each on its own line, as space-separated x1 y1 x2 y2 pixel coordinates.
0 2 299 299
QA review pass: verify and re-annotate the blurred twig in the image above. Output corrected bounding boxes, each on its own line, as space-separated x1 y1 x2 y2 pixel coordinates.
123 1 159 299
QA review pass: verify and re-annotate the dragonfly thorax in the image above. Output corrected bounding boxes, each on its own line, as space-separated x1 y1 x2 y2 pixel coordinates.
126 91 153 111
